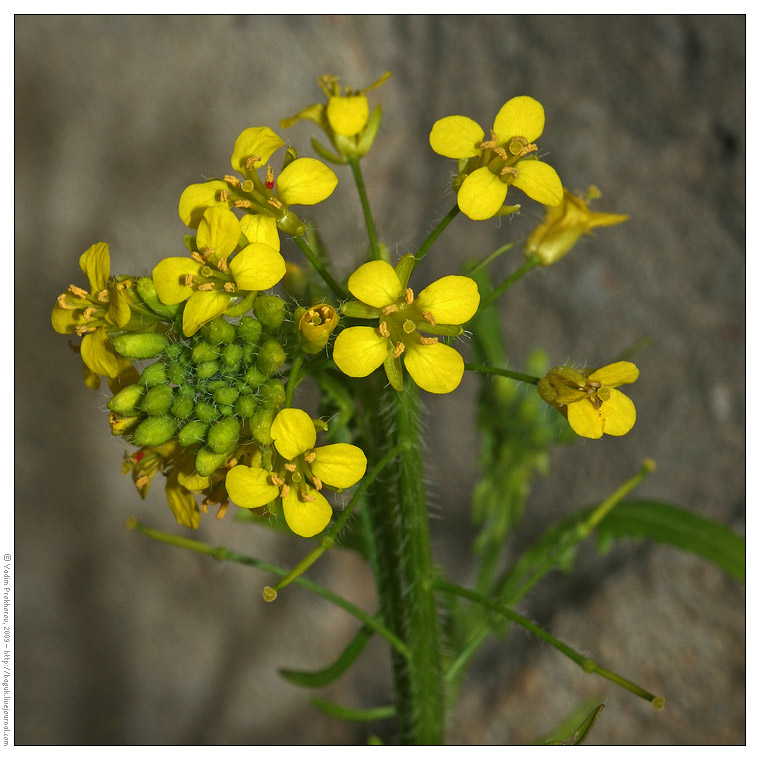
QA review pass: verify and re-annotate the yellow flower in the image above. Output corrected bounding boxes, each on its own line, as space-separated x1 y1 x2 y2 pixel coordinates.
538 362 639 439
333 255 480 394
429 95 563 220
178 125 338 237
280 72 391 161
152 206 285 337
51 242 135 380
525 187 629 266
225 408 367 538
296 304 339 354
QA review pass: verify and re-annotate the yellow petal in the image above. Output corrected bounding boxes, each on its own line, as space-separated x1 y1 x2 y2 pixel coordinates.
276 157 338 206
588 361 640 387
196 206 241 259
240 214 280 250
493 96 545 144
280 102 327 130
270 408 317 461
165 471 200 529
80 328 120 378
176 470 211 492
347 260 402 308
51 302 79 334
79 242 110 294
587 211 630 230
415 276 480 325
182 290 230 337
326 95 369 136
429 115 484 159
403 341 464 394
229 243 286 291
226 465 280 509
231 126 285 176
152 257 202 305
311 444 367 489
333 326 389 378
512 160 563 206
178 181 232 229
567 399 604 439
600 389 636 436
106 286 131 328
457 167 508 221
282 486 332 538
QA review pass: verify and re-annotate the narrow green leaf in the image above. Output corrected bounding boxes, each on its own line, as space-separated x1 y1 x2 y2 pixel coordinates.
597 500 745 582
280 625 374 688
310 697 395 722
545 703 605 745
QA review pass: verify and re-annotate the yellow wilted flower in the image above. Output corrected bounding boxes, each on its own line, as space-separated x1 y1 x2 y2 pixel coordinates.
429 95 562 220
226 408 367 538
538 361 639 439
296 304 339 354
333 255 480 394
525 187 629 266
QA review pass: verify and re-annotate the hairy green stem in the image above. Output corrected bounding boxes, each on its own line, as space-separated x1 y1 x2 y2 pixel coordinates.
412 204 460 271
293 235 348 300
478 254 540 309
348 156 387 262
464 363 541 385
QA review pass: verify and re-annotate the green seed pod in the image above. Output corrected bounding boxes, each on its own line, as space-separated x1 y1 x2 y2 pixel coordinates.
132 416 177 447
235 395 258 418
195 448 228 477
201 317 236 346
259 380 286 408
139 362 168 388
256 339 286 377
196 360 219 380
167 361 186 386
195 401 219 424
192 341 219 364
207 417 241 454
171 395 194 420
178 420 209 447
244 366 268 388
251 408 275 445
237 316 263 345
111 332 168 359
254 295 286 330
213 386 239 406
140 384 175 416
107 384 145 415
221 343 244 368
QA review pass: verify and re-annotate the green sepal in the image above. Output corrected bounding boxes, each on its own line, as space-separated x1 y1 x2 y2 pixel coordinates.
135 277 180 320
310 136 348 165
183 235 196 253
394 253 416 291
416 322 463 337
224 292 256 318
340 300 381 319
356 103 383 157
111 332 168 359
131 416 177 447
276 210 306 237
495 204 521 217
383 352 403 392
282 146 298 170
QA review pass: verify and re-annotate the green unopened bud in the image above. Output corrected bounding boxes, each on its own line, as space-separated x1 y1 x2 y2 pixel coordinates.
244 366 267 388
218 404 235 417
171 395 194 420
107 384 145 415
234 395 258 418
192 342 219 364
207 417 241 454
132 416 177 447
140 384 175 416
254 295 286 330
167 361 185 386
237 316 263 344
537 366 592 408
111 332 169 359
259 380 286 409
251 409 275 445
195 401 219 424
178 420 209 447
201 317 236 346
139 362 168 388
195 448 228 477
221 343 243 368
196 360 219 380
297 304 339 353
213 386 239 406
257 339 286 376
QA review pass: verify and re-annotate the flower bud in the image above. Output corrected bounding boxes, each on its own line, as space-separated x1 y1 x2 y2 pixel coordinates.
140 384 175 416
251 408 275 445
139 362 168 388
201 317 236 346
259 380 286 408
221 343 244 369
254 295 286 330
111 332 169 359
196 360 219 380
195 401 219 424
171 395 194 420
108 412 141 436
192 341 219 364
107 384 145 416
207 417 241 454
237 316 262 345
244 366 267 388
257 339 286 376
195 447 228 477
297 304 339 353
132 416 177 447
213 386 239 406
234 395 258 418
178 420 209 447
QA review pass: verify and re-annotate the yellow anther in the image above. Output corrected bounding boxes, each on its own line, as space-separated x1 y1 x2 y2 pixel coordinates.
135 475 149 490
299 490 316 503
418 336 439 346
494 146 509 161
311 476 323 491
405 288 414 304
68 284 89 299
225 456 238 469
303 450 316 464
267 198 283 210
480 129 498 151
284 463 297 472
422 310 437 326
223 282 235 293
217 257 228 272
393 341 405 358
245 155 261 170
234 200 252 209
190 252 205 263
402 319 415 334
223 174 241 188
271 474 284 487
265 165 274 185
200 501 208 513
378 321 390 338
75 325 96 336
219 189 230 203
519 142 538 157
382 304 399 315
216 502 228 520
197 283 215 292
82 307 96 321
57 294 76 310
500 166 519 178
184 274 196 287
96 289 110 303
280 484 291 499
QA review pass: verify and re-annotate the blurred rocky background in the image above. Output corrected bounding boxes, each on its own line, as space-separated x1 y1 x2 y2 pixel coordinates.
15 15 744 745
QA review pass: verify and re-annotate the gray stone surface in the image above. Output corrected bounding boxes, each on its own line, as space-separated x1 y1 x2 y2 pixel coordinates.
15 15 744 745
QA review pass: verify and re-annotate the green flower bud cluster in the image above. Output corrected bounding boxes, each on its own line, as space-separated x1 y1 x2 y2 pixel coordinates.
108 305 290 477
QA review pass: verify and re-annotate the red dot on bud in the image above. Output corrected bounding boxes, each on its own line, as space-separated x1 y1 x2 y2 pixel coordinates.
265 180 275 189
134 451 145 462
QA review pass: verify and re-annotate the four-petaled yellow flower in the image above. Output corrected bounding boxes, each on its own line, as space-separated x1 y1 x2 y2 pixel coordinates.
51 242 136 385
538 361 639 439
525 187 629 266
333 256 480 394
429 95 563 221
226 408 367 538
153 206 286 337
178 125 338 238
